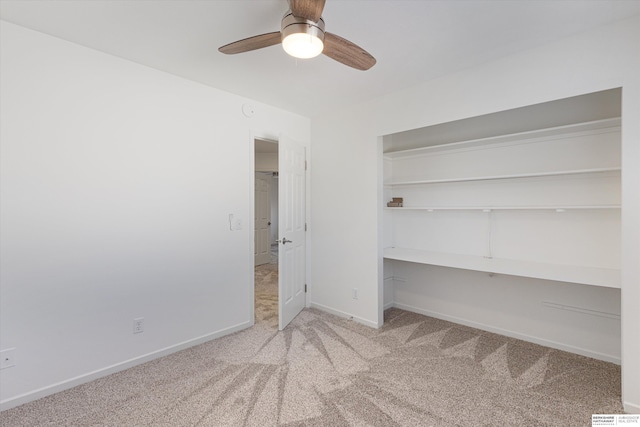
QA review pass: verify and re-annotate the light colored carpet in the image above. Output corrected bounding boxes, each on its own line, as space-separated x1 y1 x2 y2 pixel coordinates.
254 263 278 328
1 271 623 426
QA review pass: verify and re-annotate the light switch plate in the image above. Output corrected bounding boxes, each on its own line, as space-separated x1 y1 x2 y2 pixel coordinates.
229 214 242 231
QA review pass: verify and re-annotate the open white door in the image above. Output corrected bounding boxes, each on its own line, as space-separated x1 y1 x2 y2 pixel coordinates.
278 136 306 330
254 173 271 266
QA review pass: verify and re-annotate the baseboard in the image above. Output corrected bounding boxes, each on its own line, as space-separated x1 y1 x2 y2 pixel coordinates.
0 320 252 412
383 301 395 310
392 302 621 364
309 302 379 329
624 401 640 414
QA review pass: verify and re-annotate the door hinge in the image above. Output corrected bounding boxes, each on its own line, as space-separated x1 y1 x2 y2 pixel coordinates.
305 160 307 171
304 284 307 293
305 223 307 232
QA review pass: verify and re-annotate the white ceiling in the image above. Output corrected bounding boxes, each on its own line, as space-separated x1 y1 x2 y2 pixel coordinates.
1 1 639 117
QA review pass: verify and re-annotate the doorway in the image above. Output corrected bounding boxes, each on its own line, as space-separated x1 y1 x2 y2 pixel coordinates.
254 135 307 330
254 139 279 328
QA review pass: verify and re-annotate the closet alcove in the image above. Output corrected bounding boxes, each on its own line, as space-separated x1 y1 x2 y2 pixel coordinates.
381 88 622 362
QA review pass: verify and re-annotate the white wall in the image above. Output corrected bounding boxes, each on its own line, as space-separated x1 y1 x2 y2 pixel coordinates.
0 21 310 409
309 15 640 412
310 108 382 327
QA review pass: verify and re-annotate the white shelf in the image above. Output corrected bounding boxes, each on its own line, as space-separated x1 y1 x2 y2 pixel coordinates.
385 205 621 211
383 247 620 289
388 167 621 186
383 117 622 158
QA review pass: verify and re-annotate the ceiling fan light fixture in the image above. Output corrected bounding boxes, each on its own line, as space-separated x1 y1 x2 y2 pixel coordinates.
282 33 324 59
281 13 325 59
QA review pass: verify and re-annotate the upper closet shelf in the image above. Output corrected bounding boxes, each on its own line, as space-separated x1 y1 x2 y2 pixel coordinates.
383 117 621 158
387 167 621 186
384 205 620 211
383 247 620 288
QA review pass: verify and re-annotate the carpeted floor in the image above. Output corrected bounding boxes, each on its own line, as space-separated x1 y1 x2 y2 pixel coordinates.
0 267 623 426
254 263 278 329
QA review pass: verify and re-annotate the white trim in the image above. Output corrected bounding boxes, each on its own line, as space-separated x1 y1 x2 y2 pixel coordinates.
0 321 252 411
392 302 620 364
383 301 395 310
309 302 380 329
623 401 640 414
377 136 386 329
250 138 257 328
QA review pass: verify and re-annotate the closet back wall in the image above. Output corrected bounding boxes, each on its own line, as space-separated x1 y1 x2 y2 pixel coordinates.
383 109 622 362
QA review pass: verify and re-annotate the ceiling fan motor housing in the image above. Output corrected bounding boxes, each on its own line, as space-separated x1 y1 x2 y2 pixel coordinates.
281 12 326 44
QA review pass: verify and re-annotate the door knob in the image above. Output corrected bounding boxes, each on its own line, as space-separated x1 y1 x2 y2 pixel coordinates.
277 238 293 245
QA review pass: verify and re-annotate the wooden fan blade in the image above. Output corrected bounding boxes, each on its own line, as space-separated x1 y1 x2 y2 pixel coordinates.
289 0 326 22
219 32 282 55
323 32 376 70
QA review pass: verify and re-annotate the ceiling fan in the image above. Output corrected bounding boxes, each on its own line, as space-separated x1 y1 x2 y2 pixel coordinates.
218 0 376 71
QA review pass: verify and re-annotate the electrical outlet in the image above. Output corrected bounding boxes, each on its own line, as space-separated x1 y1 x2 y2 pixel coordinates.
1 348 16 369
133 317 144 334
352 288 358 300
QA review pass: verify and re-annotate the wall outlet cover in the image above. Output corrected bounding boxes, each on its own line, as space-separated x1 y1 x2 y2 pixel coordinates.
133 318 144 334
